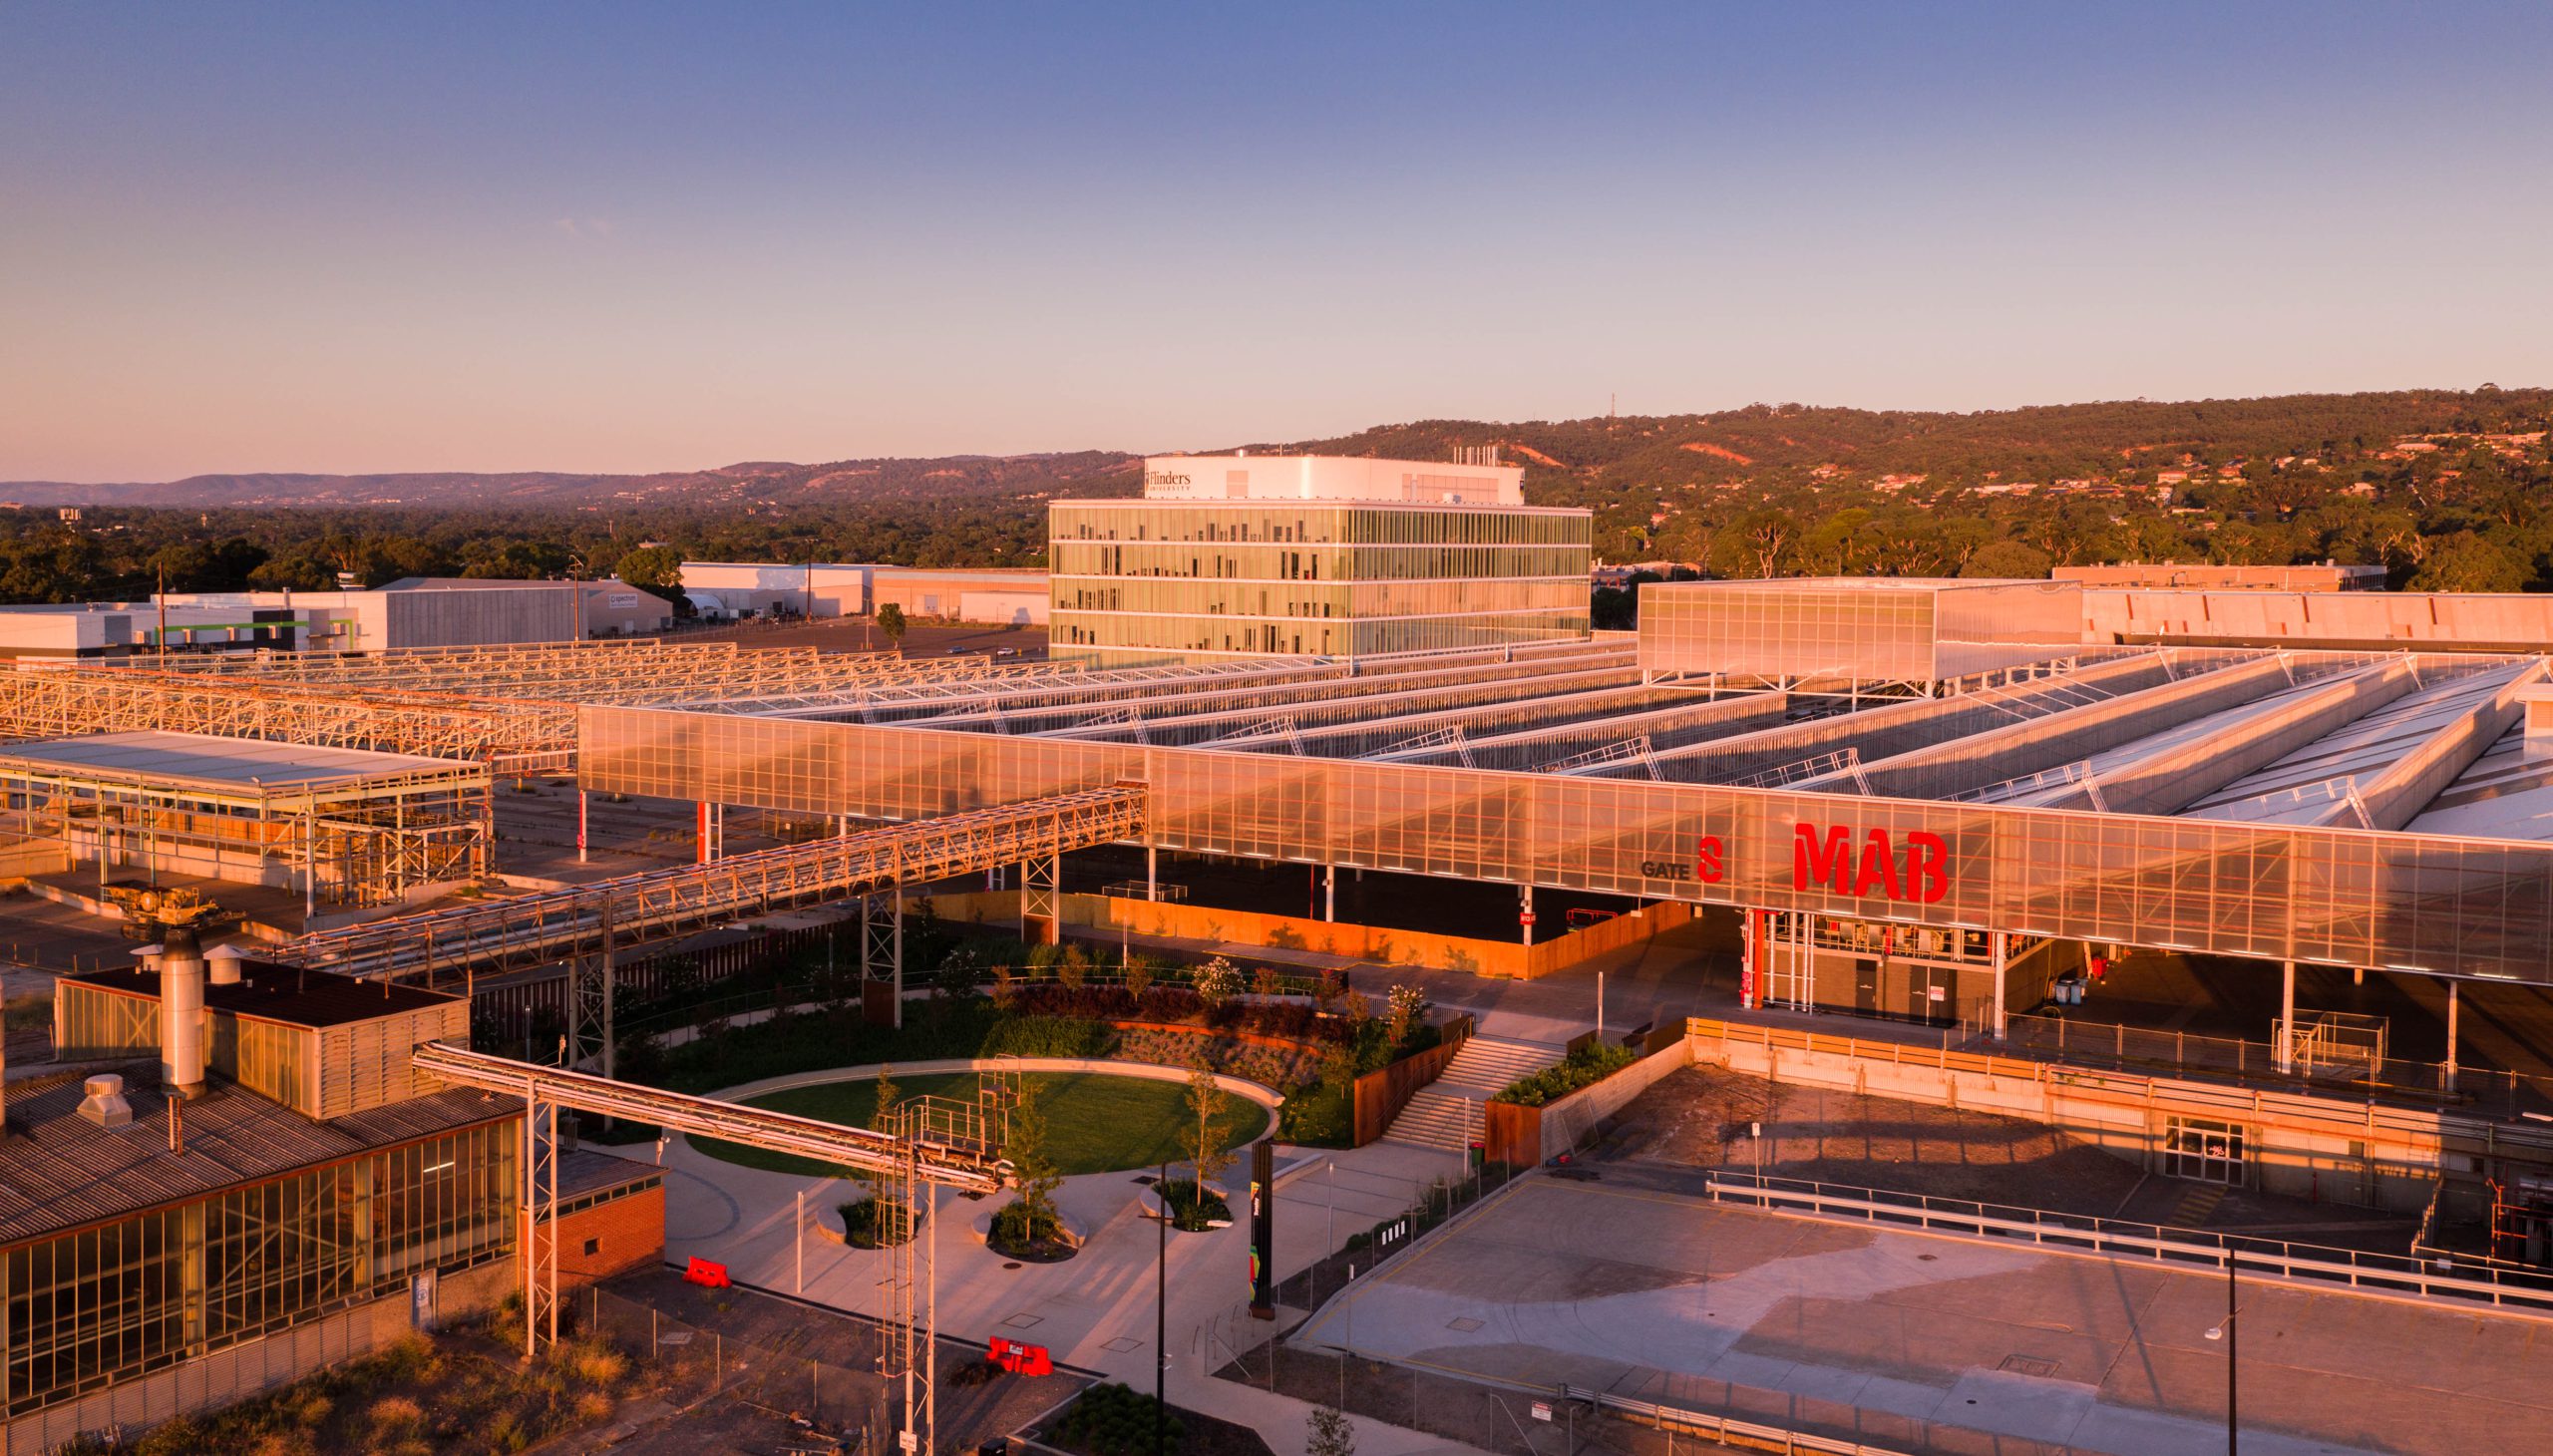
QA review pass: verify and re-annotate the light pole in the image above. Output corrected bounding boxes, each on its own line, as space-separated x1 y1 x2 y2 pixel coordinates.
2205 1254 2241 1455
1155 1160 1169 1456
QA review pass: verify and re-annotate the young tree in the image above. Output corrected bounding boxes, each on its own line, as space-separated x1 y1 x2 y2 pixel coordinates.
1305 1406 1355 1456
1005 1080 1063 1242
1194 955 1242 1008
872 1063 902 1136
876 602 909 652
863 1064 906 1238
1185 1054 1238 1192
1385 984 1429 1048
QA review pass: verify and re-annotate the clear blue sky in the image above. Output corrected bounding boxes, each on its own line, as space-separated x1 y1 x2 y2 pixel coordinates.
5 2 2549 480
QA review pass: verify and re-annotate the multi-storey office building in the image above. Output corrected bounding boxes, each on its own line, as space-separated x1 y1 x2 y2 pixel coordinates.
1049 455 1591 663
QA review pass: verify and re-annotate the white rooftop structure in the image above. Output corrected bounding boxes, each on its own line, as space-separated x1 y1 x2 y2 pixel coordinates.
1138 452 1524 506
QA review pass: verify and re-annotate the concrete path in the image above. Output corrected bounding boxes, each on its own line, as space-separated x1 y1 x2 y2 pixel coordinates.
1294 1173 2553 1456
642 1074 1482 1456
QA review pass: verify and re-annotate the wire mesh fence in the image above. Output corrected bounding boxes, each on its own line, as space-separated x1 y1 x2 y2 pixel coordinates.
582 1278 1079 1456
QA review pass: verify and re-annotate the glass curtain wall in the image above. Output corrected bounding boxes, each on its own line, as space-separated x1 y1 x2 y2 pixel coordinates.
582 704 2553 985
1050 502 1592 662
0 1121 515 1418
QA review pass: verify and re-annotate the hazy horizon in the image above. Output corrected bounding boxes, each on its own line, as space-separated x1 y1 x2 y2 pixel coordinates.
8 2 2552 482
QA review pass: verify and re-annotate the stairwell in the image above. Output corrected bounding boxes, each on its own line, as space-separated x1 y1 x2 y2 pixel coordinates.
1380 1036 1559 1152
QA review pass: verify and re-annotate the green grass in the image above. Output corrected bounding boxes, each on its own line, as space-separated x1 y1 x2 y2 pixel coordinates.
690 1071 1269 1180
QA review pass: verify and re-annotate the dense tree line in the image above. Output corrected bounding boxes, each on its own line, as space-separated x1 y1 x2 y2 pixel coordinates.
4 389 2549 603
0 500 1053 602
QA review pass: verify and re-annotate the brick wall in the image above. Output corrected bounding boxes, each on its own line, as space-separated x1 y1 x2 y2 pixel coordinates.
524 1185 665 1290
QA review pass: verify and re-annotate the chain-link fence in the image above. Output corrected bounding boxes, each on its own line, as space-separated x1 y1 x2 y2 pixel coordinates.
585 1277 1084 1456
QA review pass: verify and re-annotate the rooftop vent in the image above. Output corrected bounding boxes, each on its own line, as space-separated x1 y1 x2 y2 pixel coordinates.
79 1073 133 1129
207 943 247 986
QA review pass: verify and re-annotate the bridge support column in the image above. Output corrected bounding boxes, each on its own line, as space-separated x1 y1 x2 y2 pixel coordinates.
863 891 905 1029
1740 910 1758 1011
1990 931 2008 1041
696 801 711 865
1520 886 1536 947
577 791 588 866
1021 853 1060 946
2444 977 2460 1093
1323 865 1335 921
1145 844 1158 902
2277 959 2296 1073
522 1093 559 1357
568 899 616 1077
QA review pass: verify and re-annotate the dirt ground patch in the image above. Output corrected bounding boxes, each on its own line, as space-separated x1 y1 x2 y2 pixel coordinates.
1604 1065 2150 1215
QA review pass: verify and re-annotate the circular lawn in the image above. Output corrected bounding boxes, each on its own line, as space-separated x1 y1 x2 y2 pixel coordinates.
690 1070 1269 1181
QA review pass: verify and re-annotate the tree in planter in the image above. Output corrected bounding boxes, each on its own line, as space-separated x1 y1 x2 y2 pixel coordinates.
849 1063 910 1247
1122 955 1155 998
995 1080 1065 1251
1306 1405 1356 1456
876 602 908 652
1171 1053 1239 1228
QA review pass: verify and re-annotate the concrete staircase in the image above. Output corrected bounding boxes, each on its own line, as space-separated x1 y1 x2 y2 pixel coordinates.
1381 1035 1560 1151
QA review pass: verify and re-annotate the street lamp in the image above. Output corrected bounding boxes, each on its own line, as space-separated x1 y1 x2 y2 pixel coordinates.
2203 1254 2242 1455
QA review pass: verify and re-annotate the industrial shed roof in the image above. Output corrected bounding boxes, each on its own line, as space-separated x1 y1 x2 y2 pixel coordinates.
67 962 462 1029
0 730 476 794
0 1059 509 1247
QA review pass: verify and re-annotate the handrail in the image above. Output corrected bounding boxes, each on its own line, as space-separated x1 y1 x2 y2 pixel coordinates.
1560 1383 1914 1456
1702 1170 2553 1314
1686 1016 2553 1154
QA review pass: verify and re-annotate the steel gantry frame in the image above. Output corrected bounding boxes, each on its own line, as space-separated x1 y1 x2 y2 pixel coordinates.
0 663 570 764
411 1039 1008 1453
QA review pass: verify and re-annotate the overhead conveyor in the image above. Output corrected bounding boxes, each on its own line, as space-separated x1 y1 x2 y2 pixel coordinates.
276 784 1146 981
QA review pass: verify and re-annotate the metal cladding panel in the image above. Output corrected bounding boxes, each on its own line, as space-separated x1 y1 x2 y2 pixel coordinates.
1639 579 2082 682
580 704 2553 984
383 588 578 649
1929 581 2086 678
1638 581 1940 681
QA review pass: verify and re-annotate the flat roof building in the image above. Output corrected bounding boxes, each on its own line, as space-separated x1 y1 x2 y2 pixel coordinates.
1050 453 1588 664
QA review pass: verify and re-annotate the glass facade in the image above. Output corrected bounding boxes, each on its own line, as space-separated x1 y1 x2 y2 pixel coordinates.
1639 579 2082 683
0 1121 514 1418
583 703 2553 985
1049 501 1591 662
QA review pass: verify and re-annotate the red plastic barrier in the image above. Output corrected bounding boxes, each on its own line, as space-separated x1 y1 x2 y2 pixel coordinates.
683 1257 731 1288
986 1337 1052 1376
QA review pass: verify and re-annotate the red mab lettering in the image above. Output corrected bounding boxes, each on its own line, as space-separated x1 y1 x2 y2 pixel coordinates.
1791 825 1949 904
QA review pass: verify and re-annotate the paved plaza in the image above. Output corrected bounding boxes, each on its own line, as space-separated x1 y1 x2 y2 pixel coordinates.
1293 1175 2553 1456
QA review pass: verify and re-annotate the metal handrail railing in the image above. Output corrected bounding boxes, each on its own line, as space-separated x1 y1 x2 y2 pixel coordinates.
1701 1170 2553 1313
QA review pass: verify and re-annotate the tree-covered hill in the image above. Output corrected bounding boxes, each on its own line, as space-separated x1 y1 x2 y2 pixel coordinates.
4 387 2550 602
